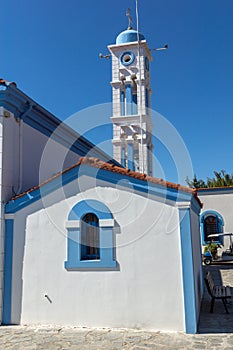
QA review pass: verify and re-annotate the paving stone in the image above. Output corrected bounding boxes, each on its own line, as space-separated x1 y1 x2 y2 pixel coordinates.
0 327 233 350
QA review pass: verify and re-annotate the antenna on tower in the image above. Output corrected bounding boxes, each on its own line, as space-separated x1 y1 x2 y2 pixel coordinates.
150 44 169 52
135 0 145 174
126 8 133 29
99 53 111 59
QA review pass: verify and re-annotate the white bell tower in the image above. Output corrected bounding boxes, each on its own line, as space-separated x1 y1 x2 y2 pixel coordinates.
108 23 153 176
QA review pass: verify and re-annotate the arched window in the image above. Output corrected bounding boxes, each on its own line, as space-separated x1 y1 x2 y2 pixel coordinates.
81 213 100 260
120 83 138 116
200 211 224 245
132 82 138 115
64 199 117 270
120 89 125 116
204 215 218 239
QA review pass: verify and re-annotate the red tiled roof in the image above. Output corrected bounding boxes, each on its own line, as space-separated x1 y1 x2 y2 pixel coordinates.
0 78 17 87
198 186 233 191
10 157 202 207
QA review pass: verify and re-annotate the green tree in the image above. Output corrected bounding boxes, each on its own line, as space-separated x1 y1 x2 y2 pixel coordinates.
186 170 233 189
206 170 233 187
185 174 206 189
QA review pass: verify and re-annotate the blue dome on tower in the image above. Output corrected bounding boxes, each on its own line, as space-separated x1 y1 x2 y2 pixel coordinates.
116 28 145 44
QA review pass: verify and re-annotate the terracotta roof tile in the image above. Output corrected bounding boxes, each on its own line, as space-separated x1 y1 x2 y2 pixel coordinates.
10 157 202 207
198 186 233 191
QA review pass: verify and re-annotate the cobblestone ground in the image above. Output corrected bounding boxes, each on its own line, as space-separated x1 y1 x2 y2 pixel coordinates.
1 326 233 350
0 264 233 350
198 264 233 334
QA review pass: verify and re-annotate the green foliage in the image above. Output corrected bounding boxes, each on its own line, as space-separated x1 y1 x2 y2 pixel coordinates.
204 242 218 259
185 174 206 189
186 170 233 189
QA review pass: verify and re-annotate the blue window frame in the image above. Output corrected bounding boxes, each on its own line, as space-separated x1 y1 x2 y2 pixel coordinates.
200 210 224 245
64 200 117 270
120 51 135 66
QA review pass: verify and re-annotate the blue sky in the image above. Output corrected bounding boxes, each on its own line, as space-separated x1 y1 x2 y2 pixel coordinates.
1 0 233 184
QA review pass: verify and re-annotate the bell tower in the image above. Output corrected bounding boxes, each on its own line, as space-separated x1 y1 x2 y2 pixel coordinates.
108 22 153 175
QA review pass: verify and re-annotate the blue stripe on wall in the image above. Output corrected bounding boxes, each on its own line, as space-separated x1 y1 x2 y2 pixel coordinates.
179 208 197 334
2 219 14 324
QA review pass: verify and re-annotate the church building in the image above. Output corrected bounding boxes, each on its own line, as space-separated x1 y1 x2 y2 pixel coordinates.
0 20 203 334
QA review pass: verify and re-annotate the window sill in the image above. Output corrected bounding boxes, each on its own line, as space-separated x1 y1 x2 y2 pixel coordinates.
64 260 118 271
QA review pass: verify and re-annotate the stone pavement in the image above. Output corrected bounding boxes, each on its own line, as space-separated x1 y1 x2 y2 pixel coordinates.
0 264 233 350
198 263 233 334
1 325 233 350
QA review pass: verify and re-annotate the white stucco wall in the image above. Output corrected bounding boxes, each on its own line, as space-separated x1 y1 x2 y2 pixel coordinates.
0 110 79 324
22 123 80 194
1 114 79 202
10 176 186 331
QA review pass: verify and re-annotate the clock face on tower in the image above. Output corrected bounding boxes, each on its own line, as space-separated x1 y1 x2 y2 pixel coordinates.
120 51 135 66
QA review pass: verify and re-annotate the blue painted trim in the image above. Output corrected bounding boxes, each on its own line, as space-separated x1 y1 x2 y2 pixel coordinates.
65 260 117 270
120 51 135 66
2 219 14 324
68 200 113 220
85 166 193 203
200 210 224 245
5 164 195 214
197 187 233 194
65 200 116 270
179 208 197 334
65 228 81 267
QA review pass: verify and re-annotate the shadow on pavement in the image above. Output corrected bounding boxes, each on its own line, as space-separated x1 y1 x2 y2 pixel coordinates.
198 263 233 334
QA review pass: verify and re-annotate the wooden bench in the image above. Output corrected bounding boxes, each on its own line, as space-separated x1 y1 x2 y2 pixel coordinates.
204 271 231 313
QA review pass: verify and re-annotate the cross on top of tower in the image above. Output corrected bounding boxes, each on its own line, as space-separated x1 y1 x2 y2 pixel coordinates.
126 8 133 30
